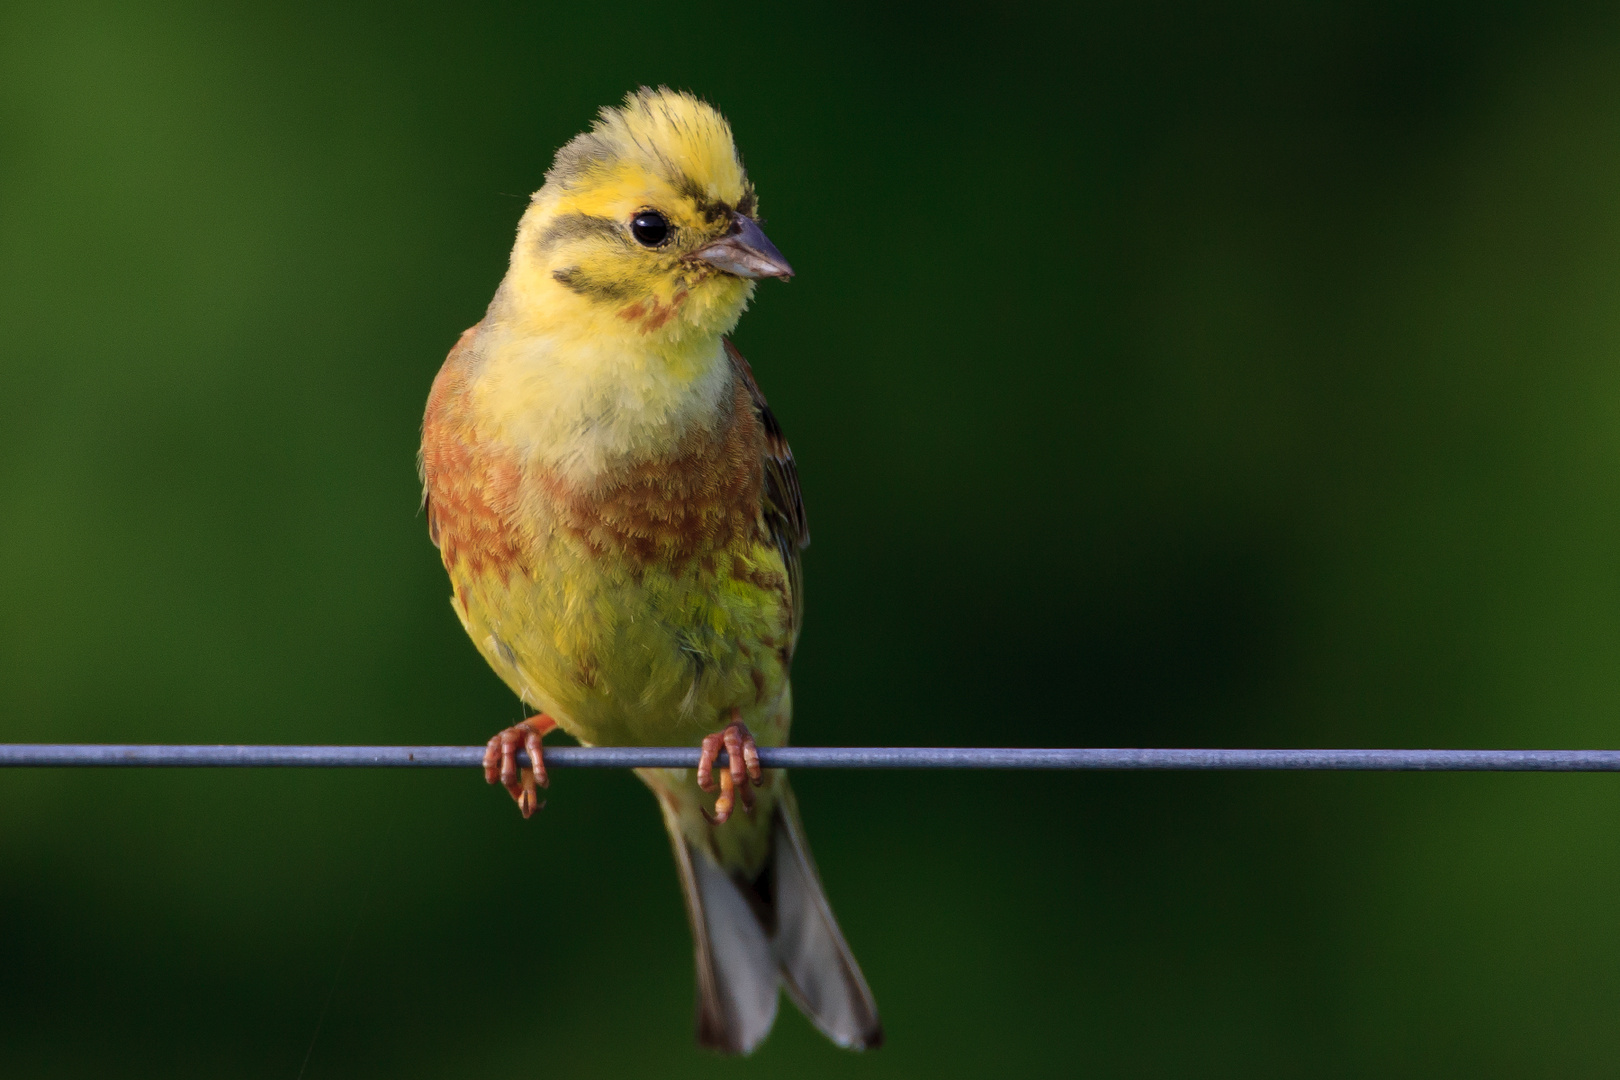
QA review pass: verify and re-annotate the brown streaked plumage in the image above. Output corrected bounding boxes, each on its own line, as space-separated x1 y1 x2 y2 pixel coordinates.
420 331 528 584
423 335 790 580
533 370 767 568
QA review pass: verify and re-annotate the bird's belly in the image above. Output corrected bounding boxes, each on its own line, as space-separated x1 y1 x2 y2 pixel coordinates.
450 535 793 749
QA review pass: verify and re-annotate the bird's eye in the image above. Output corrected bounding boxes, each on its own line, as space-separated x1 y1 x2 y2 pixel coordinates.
631 210 671 247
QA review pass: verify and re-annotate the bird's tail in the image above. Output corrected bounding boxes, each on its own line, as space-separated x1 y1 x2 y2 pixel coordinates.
657 782 883 1054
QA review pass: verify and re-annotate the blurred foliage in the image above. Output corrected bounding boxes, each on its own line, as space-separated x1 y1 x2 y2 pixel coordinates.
4 0 1620 1075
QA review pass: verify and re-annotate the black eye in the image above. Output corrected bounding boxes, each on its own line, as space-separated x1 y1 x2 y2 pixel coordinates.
631 210 670 247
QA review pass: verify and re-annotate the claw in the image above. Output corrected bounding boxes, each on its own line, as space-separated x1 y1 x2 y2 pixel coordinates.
697 713 761 825
482 714 558 818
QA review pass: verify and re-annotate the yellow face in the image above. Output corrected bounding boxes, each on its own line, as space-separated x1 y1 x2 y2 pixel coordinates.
511 88 793 346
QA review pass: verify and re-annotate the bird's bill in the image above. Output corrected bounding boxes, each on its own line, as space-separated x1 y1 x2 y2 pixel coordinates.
692 214 794 280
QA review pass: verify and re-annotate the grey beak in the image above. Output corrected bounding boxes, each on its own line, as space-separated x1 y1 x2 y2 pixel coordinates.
692 213 794 280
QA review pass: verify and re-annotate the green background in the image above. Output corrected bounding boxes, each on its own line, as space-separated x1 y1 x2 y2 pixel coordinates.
4 1 1620 1075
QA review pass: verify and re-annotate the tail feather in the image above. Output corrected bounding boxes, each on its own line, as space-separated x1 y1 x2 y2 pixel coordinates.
669 825 779 1052
772 793 883 1049
661 785 882 1054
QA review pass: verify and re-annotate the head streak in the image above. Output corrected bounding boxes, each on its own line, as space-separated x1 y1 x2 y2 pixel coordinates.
552 266 634 302
536 213 626 255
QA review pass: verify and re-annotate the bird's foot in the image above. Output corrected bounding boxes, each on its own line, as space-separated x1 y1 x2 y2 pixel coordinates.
483 714 558 818
697 712 763 825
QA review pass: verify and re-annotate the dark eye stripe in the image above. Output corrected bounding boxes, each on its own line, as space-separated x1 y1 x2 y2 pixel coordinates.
536 213 624 253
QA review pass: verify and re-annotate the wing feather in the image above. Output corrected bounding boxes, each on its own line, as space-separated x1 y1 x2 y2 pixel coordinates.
723 339 809 652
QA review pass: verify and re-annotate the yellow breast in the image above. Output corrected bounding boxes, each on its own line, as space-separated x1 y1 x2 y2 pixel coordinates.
420 322 795 750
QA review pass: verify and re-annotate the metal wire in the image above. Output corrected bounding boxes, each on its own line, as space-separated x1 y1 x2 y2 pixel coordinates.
3 745 1620 770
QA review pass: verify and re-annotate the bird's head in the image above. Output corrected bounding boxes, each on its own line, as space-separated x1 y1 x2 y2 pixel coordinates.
504 87 792 349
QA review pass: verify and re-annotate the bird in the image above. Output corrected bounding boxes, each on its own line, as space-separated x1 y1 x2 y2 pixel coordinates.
418 87 881 1054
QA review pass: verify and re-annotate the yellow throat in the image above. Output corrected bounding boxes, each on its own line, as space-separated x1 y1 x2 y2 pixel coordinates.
467 86 793 480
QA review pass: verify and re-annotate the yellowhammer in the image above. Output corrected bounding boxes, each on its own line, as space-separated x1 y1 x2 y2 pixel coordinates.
419 87 881 1053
